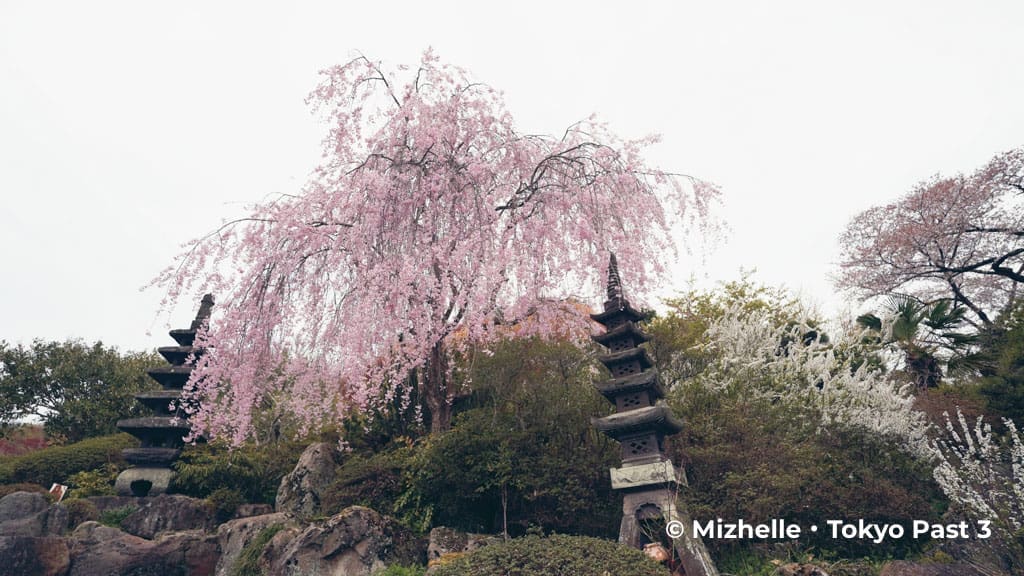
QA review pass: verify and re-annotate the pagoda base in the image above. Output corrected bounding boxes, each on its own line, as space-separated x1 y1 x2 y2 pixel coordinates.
115 467 174 497
619 483 718 576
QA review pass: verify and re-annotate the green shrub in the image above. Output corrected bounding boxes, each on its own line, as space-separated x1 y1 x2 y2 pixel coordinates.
668 379 944 561
208 487 246 523
63 498 99 528
430 534 668 576
99 505 137 528
170 440 306 503
394 338 621 537
377 565 426 576
66 464 119 498
0 482 51 500
321 446 412 521
0 433 135 486
231 524 285 576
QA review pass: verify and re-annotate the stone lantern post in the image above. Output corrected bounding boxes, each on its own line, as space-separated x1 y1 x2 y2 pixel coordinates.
115 294 213 496
590 255 717 575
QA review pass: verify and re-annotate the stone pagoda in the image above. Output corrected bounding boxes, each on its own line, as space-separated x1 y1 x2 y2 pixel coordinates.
115 294 214 497
590 255 717 576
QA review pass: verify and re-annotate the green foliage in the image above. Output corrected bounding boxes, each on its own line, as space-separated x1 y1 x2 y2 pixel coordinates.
398 338 620 537
170 439 306 503
429 534 668 576
230 524 284 576
0 433 135 486
0 339 162 443
667 371 944 560
208 487 246 522
62 498 99 528
66 463 119 498
321 446 412 523
377 565 426 576
99 505 137 528
645 274 802 387
977 302 1024 426
857 296 982 389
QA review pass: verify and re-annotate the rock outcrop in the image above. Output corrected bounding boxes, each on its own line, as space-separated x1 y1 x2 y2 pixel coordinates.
0 492 68 536
0 535 70 576
215 512 293 576
275 441 339 520
120 494 217 539
262 506 421 576
68 521 219 576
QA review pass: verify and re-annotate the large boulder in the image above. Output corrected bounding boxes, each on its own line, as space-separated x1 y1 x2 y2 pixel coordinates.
263 506 423 576
215 512 292 576
120 494 217 539
275 442 339 519
0 535 70 576
0 492 69 536
68 521 219 576
276 440 339 518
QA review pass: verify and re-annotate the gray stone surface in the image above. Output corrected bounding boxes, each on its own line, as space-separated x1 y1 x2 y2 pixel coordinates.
0 491 50 523
68 521 219 576
215 512 292 576
0 535 70 576
0 492 69 537
114 466 174 496
120 494 217 539
263 506 421 576
275 442 339 519
609 460 681 490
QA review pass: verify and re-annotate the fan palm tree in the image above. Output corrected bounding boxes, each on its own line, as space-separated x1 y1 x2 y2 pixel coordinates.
856 296 982 389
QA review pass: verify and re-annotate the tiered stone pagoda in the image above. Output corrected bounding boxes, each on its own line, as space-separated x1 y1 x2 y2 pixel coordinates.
115 294 214 497
590 255 717 576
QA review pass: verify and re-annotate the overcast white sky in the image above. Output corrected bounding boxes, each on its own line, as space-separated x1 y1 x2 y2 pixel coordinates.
2 1 1022 353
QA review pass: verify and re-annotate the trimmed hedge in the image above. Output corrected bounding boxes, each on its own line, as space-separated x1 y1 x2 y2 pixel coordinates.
430 534 669 576
0 433 136 486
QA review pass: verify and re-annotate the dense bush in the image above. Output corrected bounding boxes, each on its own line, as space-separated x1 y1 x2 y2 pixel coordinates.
99 505 137 528
170 439 306 503
321 446 412 520
977 302 1024 427
430 534 668 576
66 463 119 498
207 487 246 522
63 498 100 528
395 338 621 537
0 433 135 486
0 340 161 443
670 382 944 559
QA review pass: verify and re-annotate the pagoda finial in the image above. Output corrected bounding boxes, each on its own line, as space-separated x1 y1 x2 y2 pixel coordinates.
190 294 215 330
606 253 625 311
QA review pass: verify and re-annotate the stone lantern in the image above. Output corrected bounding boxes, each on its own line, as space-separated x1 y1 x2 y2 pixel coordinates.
115 294 213 496
590 255 717 576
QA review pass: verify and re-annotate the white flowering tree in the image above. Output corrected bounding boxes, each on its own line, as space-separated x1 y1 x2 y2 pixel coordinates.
932 409 1024 573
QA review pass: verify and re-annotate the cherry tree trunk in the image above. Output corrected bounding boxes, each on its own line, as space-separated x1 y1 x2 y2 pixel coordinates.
421 342 453 434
